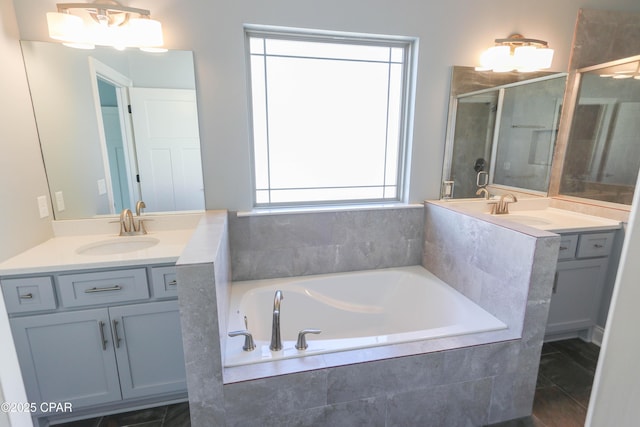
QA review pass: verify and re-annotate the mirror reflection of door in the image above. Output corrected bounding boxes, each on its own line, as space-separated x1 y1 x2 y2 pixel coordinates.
97 79 134 213
129 88 205 212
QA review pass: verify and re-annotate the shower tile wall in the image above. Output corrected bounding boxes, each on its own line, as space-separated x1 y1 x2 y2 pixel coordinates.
228 207 424 281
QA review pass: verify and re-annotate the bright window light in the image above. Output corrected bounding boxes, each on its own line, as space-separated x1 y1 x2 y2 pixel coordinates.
246 27 416 207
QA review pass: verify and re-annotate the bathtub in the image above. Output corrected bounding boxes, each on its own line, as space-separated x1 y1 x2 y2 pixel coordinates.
224 265 507 367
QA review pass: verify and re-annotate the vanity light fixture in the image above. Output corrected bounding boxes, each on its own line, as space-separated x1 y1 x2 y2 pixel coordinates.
47 0 166 51
475 34 554 73
599 61 640 80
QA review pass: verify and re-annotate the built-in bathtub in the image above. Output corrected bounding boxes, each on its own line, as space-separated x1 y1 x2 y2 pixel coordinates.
224 265 507 367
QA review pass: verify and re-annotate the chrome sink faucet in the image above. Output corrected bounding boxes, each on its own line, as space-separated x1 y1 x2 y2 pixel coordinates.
270 290 284 351
490 193 518 215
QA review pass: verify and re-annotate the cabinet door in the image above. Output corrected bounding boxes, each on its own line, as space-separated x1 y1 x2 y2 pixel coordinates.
546 258 609 334
11 309 121 410
109 301 187 399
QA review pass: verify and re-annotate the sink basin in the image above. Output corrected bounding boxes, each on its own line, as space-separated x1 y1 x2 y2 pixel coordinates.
497 215 552 226
76 236 160 255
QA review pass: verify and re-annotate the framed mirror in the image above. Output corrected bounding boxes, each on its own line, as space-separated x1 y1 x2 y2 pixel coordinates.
20 41 205 220
442 66 566 199
559 55 640 205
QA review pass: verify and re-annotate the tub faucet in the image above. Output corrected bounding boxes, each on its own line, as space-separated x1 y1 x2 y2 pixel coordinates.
270 290 284 351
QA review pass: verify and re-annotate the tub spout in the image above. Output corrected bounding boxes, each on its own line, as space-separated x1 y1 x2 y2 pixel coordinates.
270 290 284 351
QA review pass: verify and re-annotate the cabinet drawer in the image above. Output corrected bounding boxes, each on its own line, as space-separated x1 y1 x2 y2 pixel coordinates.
151 266 178 298
58 269 149 307
1 276 56 314
557 235 578 260
577 232 615 258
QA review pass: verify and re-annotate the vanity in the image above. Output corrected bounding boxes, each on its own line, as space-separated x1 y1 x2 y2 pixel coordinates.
434 198 622 342
0 215 200 426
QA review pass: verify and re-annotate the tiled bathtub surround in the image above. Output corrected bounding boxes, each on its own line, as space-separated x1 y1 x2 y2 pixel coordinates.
177 204 560 426
228 206 424 281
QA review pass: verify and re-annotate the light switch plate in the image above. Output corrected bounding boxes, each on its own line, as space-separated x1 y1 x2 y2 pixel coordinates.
55 191 65 211
37 195 49 218
97 179 107 195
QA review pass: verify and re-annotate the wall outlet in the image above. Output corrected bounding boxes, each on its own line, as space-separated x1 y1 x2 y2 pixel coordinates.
442 181 454 199
97 179 107 195
37 195 49 218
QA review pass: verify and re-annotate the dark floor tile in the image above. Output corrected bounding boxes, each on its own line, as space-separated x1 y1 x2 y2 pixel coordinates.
540 342 560 356
486 415 547 427
54 417 102 427
535 368 555 389
162 403 191 426
551 338 600 373
99 407 166 427
538 352 594 408
532 385 587 427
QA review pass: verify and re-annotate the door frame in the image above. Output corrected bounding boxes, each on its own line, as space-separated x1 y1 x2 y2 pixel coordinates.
88 57 140 213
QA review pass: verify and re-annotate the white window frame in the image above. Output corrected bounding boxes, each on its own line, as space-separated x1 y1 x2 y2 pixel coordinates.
244 25 418 208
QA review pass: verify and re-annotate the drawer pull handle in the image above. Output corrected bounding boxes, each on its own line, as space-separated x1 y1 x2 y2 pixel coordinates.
593 244 604 248
19 293 34 299
552 272 559 294
559 246 568 251
168 280 177 286
85 285 122 293
98 321 108 350
113 319 122 349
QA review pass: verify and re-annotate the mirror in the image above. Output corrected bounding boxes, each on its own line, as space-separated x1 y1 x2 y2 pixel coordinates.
20 41 205 220
442 66 567 199
559 55 640 205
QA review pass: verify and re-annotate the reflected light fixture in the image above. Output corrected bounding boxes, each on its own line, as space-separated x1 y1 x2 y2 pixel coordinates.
475 34 554 73
47 1 166 51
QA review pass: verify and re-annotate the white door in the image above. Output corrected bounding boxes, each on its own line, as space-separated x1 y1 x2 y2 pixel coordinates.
129 88 205 212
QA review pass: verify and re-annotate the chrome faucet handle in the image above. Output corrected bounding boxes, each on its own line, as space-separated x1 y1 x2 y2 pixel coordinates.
295 329 321 350
228 330 256 352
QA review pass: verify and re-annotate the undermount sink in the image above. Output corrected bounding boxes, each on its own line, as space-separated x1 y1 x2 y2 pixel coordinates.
495 215 552 226
76 236 160 255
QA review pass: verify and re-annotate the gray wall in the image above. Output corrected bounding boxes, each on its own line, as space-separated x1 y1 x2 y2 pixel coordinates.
228 207 424 281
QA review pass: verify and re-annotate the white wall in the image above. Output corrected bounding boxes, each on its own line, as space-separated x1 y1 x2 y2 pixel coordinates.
0 1 51 426
12 0 640 211
586 166 640 426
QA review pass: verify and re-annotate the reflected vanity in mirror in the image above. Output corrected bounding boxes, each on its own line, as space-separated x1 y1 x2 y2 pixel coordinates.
559 55 640 205
442 66 567 199
21 41 205 220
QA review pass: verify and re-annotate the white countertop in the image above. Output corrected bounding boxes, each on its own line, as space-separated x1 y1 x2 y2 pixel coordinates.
430 198 622 233
0 213 203 276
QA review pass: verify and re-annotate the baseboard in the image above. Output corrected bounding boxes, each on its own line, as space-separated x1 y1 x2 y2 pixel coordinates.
591 326 605 347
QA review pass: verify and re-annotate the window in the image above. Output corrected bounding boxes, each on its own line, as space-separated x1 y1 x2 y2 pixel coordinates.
246 26 416 207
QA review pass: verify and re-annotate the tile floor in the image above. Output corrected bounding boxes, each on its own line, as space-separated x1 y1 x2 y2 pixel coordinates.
490 338 600 427
53 402 190 427
55 339 598 427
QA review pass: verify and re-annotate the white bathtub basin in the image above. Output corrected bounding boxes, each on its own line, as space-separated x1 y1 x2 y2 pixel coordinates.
224 266 507 367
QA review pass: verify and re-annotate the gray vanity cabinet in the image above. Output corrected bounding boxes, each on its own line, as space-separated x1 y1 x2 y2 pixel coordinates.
2 265 186 422
10 308 122 408
545 231 615 339
111 300 186 399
